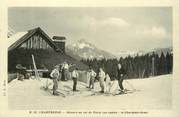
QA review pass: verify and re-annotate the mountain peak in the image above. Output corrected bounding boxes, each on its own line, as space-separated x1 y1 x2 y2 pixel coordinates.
77 39 88 43
66 39 116 59
71 39 95 50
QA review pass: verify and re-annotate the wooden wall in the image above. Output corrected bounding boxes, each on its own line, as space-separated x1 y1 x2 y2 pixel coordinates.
8 31 88 73
8 48 88 73
53 41 65 53
20 34 53 50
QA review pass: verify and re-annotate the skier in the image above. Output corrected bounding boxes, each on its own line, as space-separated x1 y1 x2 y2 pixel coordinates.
105 73 111 93
87 67 97 89
50 65 60 95
98 68 106 93
72 67 79 91
117 63 126 93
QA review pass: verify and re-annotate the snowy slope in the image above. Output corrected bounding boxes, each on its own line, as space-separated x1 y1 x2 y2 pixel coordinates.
8 75 172 110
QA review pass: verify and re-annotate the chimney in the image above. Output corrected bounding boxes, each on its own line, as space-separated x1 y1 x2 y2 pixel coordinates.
52 36 66 53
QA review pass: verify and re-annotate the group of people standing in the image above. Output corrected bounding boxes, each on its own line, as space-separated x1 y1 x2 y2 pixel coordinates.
50 61 75 95
87 63 126 94
50 62 126 96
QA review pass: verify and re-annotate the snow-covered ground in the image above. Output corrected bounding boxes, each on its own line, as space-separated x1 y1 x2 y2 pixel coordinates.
8 75 172 110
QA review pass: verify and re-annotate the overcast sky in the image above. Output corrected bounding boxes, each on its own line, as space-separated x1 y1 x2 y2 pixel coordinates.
8 7 172 53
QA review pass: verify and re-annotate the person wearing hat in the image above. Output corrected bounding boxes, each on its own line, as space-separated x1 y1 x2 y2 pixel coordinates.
50 65 60 95
72 67 79 91
16 64 27 81
87 67 96 89
117 63 126 93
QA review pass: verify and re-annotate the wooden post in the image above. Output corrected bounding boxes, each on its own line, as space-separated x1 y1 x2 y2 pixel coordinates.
32 54 40 80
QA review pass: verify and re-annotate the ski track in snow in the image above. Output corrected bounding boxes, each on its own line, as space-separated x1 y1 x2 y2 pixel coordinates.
8 75 172 110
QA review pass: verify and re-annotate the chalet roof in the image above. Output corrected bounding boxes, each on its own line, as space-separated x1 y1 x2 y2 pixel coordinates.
52 36 66 41
8 32 28 47
8 27 62 53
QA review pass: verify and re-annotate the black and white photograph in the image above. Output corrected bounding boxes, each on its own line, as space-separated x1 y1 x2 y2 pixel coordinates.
7 7 173 110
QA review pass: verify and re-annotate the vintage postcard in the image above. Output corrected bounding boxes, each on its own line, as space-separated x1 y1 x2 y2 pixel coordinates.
0 0 179 117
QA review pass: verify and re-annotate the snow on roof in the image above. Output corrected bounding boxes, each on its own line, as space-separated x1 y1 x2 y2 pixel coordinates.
8 32 28 47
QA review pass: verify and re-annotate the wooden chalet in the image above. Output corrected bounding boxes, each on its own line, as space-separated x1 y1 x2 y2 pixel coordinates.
8 27 88 73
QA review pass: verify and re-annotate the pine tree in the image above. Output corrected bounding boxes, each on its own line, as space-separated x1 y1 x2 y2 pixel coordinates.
159 52 166 75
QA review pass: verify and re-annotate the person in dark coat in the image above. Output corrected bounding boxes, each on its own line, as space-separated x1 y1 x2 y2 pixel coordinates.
87 67 96 89
117 63 126 92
